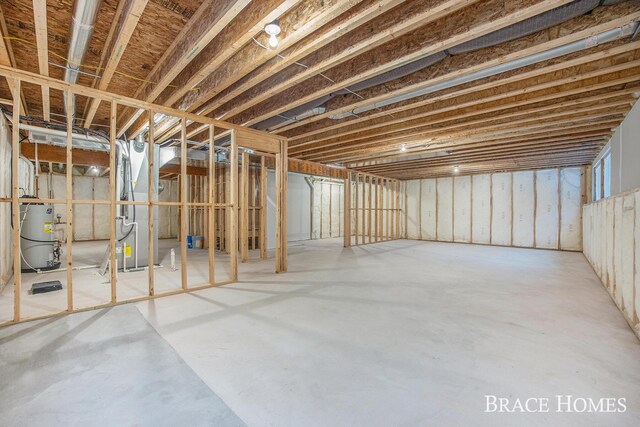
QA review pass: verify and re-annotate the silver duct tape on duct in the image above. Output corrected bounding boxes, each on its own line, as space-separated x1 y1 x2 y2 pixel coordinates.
64 0 103 121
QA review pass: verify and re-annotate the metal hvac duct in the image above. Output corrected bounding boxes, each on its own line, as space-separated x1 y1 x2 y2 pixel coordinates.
64 0 103 120
329 23 638 119
252 0 627 128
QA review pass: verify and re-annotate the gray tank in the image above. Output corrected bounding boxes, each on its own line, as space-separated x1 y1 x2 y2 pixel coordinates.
20 201 60 272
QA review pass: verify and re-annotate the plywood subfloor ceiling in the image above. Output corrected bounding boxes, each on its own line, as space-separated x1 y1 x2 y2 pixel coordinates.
1 0 639 179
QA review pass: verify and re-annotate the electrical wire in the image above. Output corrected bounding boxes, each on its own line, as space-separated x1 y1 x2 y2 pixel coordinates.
250 35 394 125
0 104 110 142
1 36 200 91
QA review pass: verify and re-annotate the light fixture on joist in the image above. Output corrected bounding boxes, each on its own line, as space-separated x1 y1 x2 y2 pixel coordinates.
265 20 281 49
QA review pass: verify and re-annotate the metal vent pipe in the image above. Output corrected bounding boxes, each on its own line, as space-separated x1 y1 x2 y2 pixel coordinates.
64 0 103 120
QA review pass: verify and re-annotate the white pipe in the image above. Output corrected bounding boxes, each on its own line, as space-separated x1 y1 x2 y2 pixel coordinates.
330 24 638 120
170 248 176 271
20 123 109 144
122 242 127 272
36 264 100 274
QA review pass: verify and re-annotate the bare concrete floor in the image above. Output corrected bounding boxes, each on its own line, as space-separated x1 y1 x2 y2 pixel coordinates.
2 239 640 426
0 239 235 321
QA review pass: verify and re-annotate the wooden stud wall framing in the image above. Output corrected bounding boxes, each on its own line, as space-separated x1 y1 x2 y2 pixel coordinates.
345 172 401 247
583 186 640 340
148 110 155 296
0 67 286 326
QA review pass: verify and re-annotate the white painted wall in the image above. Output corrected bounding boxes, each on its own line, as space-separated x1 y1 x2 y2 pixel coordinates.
592 100 640 195
267 171 312 249
405 167 585 251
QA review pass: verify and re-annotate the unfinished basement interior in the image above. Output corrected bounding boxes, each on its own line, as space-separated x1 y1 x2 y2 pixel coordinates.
0 0 639 425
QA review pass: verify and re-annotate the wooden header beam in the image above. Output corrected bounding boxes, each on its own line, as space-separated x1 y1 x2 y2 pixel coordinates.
0 64 282 141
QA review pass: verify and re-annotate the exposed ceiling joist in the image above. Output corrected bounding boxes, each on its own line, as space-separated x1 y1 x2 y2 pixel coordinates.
208 0 477 120
157 0 303 108
272 1 640 135
32 0 49 121
115 0 254 136
124 0 380 139
200 0 410 119
330 110 625 156
235 0 580 127
300 95 635 161
83 0 149 127
0 4 29 116
288 39 640 144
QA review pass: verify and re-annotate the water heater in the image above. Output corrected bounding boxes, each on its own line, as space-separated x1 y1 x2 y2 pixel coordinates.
20 200 61 272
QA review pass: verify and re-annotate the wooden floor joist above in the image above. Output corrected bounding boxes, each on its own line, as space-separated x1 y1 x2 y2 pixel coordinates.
0 0 638 179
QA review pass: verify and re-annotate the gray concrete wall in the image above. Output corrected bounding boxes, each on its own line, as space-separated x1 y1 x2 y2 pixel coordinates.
593 100 640 195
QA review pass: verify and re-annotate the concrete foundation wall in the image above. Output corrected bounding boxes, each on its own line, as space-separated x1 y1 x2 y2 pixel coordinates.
405 167 586 251
583 187 640 339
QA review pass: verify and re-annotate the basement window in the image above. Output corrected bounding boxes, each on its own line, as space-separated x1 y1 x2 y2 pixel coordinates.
593 162 601 201
603 152 611 199
592 150 611 201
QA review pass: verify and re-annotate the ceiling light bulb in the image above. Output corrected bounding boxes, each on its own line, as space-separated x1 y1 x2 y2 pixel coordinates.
400 144 407 152
453 165 460 173
268 33 279 49
265 20 281 36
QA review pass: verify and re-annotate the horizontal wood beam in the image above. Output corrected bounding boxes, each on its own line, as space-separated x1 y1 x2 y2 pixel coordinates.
234 0 578 127
354 134 608 172
180 0 381 115
83 0 149 127
289 45 640 146
0 64 280 141
338 120 620 164
308 106 627 162
294 87 637 158
20 142 209 176
196 0 410 118
115 0 253 136
386 152 596 179
241 0 638 129
158 0 302 109
210 0 475 120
